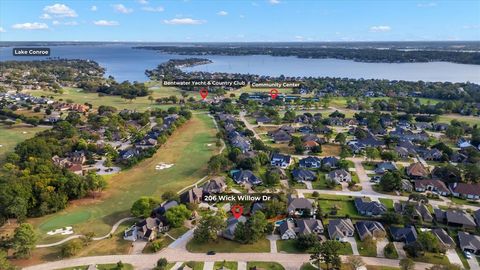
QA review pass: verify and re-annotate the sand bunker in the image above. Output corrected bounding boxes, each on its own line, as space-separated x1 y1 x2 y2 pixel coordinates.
155 162 174 170
47 226 74 236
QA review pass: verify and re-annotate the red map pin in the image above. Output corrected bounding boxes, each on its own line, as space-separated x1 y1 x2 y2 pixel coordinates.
231 204 244 219
199 88 209 100
270 88 279 100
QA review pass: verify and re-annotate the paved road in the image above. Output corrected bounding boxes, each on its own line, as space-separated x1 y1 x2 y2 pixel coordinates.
36 217 135 248
239 111 261 140
23 248 435 270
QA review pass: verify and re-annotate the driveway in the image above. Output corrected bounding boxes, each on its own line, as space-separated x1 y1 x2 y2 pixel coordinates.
445 249 463 267
203 261 214 270
346 237 359 255
376 239 389 257
393 242 406 259
238 261 247 270
267 235 280 253
303 181 313 190
467 256 480 270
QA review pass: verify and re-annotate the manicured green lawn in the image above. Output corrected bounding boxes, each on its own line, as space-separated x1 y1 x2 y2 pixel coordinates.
338 242 354 255
450 196 480 206
276 239 305 253
379 198 394 211
214 261 238 270
318 198 359 218
182 261 205 270
187 238 270 253
247 262 285 270
311 173 341 190
58 263 134 270
0 124 50 160
356 238 377 257
167 226 190 239
31 114 219 242
411 252 449 265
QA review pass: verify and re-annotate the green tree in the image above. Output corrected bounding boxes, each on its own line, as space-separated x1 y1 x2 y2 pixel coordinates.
131 196 159 217
154 258 168 270
380 171 402 192
264 170 280 186
400 258 415 270
12 223 37 259
161 191 179 202
0 250 17 270
207 154 230 174
193 215 226 243
310 240 342 270
165 204 192 228
417 231 443 253
296 233 319 250
61 238 84 257
335 133 346 145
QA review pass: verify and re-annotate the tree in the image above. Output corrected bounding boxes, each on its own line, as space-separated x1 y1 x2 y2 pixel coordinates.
161 191 178 202
61 238 84 257
335 133 346 145
400 258 415 270
380 171 402 192
234 211 268 243
131 196 159 217
346 256 365 270
296 233 319 250
154 258 168 270
264 170 280 186
208 154 230 174
417 231 443 253
365 147 380 160
12 223 37 259
310 240 342 270
165 204 192 228
193 215 225 243
0 250 17 270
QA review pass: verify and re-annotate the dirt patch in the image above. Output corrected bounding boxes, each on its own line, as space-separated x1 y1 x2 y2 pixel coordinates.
320 143 341 156
0 219 19 238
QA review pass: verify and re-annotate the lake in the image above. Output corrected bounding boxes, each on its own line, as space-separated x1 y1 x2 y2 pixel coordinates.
1 44 479 83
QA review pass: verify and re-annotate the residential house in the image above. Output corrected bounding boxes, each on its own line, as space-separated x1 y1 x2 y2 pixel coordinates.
414 179 450 196
354 197 387 216
231 170 262 185
298 126 314 134
458 231 480 254
303 140 319 150
270 153 292 168
419 148 443 161
375 162 397 174
326 169 352 184
431 228 455 249
355 221 386 241
393 202 433 222
256 116 272 124
395 146 410 159
279 218 324 240
450 183 480 200
223 216 247 240
269 130 291 144
390 226 418 244
434 209 476 229
321 156 339 170
180 187 203 204
287 196 314 216
328 219 355 241
299 156 322 169
279 219 297 240
406 162 429 179
202 177 227 194
292 169 317 182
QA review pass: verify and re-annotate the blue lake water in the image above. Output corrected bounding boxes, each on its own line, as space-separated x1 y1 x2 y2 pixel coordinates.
1 44 479 83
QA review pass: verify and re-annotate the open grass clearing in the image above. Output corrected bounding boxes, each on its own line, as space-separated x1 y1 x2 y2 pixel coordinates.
187 237 270 253
29 114 219 242
214 261 238 270
247 261 285 270
379 198 394 211
0 124 50 161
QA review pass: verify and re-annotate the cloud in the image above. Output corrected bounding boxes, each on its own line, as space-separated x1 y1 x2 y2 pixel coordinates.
43 4 77 18
93 20 119 26
12 22 49 30
142 6 164 12
0 27 5 32
463 25 480 29
417 2 437 8
91 5 97 11
53 20 78 26
113 4 133 14
163 18 205 25
137 0 148 4
40 13 52 19
269 0 280 4
217 11 228 16
369 25 391 32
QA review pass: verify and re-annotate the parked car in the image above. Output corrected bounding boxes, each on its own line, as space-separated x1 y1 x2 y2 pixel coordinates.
207 251 216 255
464 251 472 259
370 175 381 183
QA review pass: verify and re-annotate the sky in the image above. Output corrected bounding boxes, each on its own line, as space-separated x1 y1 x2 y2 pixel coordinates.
0 0 479 42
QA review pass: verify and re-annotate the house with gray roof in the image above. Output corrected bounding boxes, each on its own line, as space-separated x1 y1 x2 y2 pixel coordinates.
393 202 433 222
271 153 292 168
355 221 386 241
292 169 317 182
375 161 397 174
326 169 352 184
202 176 226 194
458 231 480 254
231 170 262 186
180 187 203 204
279 218 324 240
299 156 322 168
223 216 247 240
279 219 297 240
414 179 450 196
354 197 387 216
287 197 314 216
431 228 455 249
390 226 418 244
328 219 354 241
434 208 476 229
321 156 339 170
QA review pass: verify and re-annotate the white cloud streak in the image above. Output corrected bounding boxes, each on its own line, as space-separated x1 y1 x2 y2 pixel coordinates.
370 25 391 32
12 22 49 30
113 4 133 14
163 18 205 25
93 20 119 26
43 4 77 17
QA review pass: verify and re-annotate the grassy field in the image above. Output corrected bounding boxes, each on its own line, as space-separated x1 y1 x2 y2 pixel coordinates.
318 197 359 218
379 198 394 211
356 238 377 257
276 239 304 253
0 124 50 160
214 261 238 270
411 252 449 265
26 86 187 112
29 113 219 242
247 262 285 270
186 238 270 253
59 263 133 270
437 114 480 126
